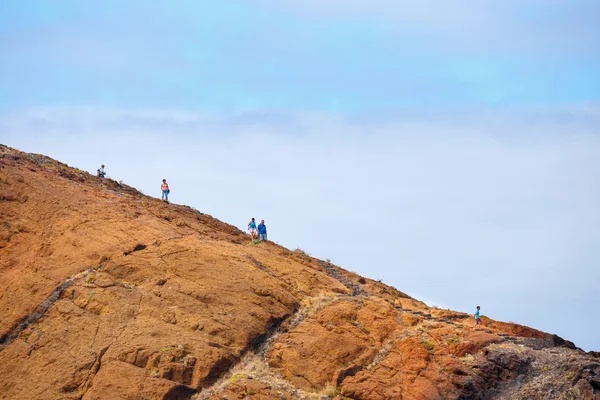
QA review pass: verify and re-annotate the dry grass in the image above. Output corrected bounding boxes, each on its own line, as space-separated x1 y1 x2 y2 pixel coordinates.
294 248 311 257
289 292 338 328
195 351 343 399
194 353 298 400
303 383 340 399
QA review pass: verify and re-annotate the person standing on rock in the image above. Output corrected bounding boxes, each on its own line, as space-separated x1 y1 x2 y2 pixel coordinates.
248 218 258 240
161 179 170 203
258 219 267 241
474 306 483 326
97 165 106 178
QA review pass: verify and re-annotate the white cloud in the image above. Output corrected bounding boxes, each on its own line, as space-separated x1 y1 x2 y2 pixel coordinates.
2 105 600 351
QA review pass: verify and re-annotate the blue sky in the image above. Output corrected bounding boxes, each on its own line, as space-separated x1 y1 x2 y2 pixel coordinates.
2 0 600 110
1 1 600 351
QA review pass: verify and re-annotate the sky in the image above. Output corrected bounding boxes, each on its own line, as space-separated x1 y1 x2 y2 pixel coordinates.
1 1 599 351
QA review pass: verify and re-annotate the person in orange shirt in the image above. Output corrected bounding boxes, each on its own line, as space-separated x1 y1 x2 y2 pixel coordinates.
161 179 170 203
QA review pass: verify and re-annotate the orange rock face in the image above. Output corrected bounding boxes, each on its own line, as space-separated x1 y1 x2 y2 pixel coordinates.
0 145 599 400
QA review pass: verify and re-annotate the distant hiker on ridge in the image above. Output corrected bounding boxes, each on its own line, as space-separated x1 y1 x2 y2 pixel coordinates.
258 219 267 241
474 306 483 326
97 165 106 178
161 179 170 203
248 218 258 240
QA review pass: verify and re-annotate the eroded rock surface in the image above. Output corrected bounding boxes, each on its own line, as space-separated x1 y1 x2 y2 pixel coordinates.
0 145 598 400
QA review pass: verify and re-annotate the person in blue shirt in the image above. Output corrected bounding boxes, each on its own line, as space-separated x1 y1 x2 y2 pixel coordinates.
248 218 258 240
474 306 483 326
257 220 267 241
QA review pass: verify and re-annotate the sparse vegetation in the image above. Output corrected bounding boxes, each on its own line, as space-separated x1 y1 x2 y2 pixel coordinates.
195 353 297 400
304 383 340 399
446 336 459 344
422 340 435 351
289 293 338 328
195 350 344 400
227 373 244 384
294 248 311 257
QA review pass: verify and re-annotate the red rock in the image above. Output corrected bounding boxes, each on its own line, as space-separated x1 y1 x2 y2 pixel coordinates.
0 145 598 400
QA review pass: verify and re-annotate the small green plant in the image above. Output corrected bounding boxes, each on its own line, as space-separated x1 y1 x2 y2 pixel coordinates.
250 239 261 245
421 340 435 351
228 373 245 384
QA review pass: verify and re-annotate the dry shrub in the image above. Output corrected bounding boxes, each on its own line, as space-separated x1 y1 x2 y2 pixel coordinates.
289 292 338 328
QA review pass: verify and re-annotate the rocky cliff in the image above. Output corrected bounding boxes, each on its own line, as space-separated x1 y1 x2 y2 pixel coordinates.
0 144 598 400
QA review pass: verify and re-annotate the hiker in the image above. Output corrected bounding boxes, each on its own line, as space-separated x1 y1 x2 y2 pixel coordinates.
474 306 483 326
97 165 106 178
258 219 267 241
161 179 170 203
248 218 258 240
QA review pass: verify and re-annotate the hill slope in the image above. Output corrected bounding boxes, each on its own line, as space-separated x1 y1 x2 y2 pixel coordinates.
0 144 598 400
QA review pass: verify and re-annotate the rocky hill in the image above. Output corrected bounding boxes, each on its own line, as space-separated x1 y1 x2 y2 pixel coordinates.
0 144 598 400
